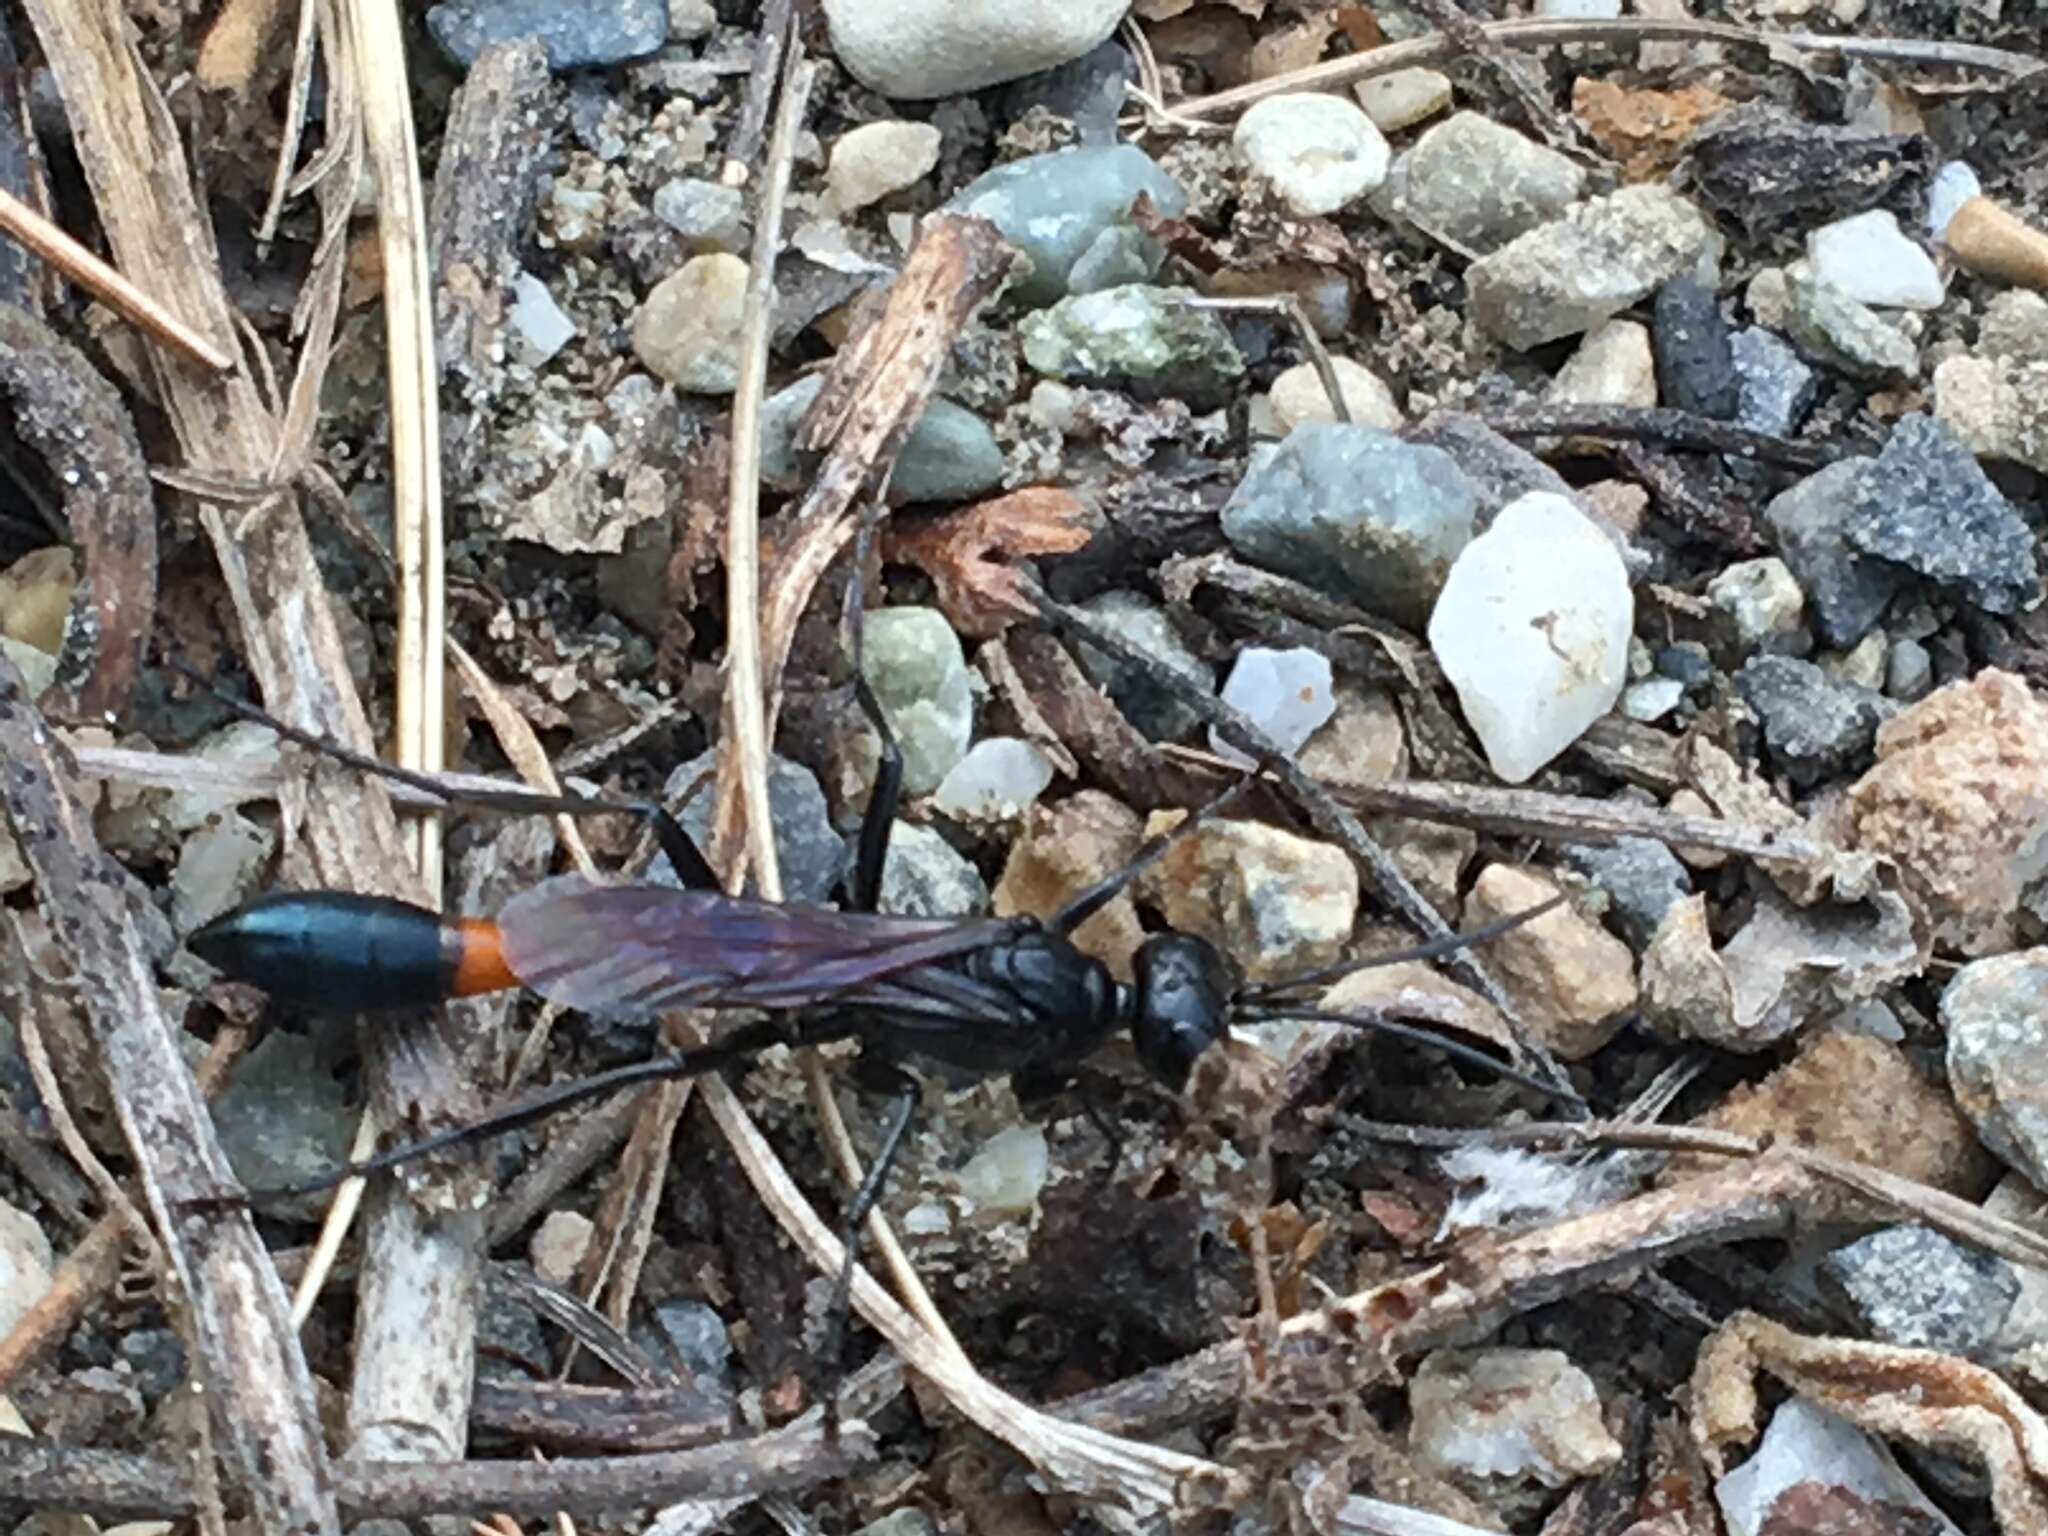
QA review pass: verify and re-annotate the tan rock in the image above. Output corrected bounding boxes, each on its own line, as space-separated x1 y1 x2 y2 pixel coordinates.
1464 864 1635 1059
994 792 1144 978
0 547 76 655
631 253 749 393
1136 815 1358 983
826 121 943 213
1675 1031 1991 1195
1269 356 1404 431
1840 669 2048 952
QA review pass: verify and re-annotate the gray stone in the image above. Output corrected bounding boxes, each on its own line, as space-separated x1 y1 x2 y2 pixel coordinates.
1707 557 1804 654
947 145 1186 307
862 607 974 797
879 821 990 917
1763 459 1904 649
642 1298 733 1389
1735 655 1885 788
1886 637 1932 700
1072 590 1213 741
1020 286 1244 410
652 178 746 249
758 375 1003 505
665 752 847 904
1782 269 1917 383
1396 112 1586 256
210 1029 359 1222
428 0 667 69
1945 949 2048 1188
1819 1225 2017 1357
1651 277 1737 420
1404 412 1579 528
1730 327 1816 437
1466 186 1721 351
1221 423 1475 626
1843 414 2040 616
998 40 1132 145
1563 837 1691 951
822 0 1124 99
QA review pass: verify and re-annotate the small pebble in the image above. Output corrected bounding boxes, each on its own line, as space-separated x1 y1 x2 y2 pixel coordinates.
821 0 1125 98
1212 646 1336 764
1946 948 2048 1189
0 1198 53 1338
668 753 846 903
1806 210 1945 310
1072 590 1214 742
651 178 746 250
879 821 989 918
1934 352 2048 477
953 1125 1048 1219
1135 815 1358 982
1717 1400 1954 1536
1020 285 1244 409
1298 686 1407 789
1467 864 1636 1059
826 121 943 213
1763 458 1902 649
1843 413 2040 616
932 738 1056 823
1353 68 1453 133
170 813 276 933
1562 837 1690 951
1656 642 1714 689
1819 1224 2017 1357
1234 94 1389 218
1396 112 1586 257
1735 655 1885 787
530 1211 593 1286
862 609 975 798
1708 556 1805 653
1549 320 1656 409
1825 629 1889 693
1221 424 1476 627
1622 677 1685 721
645 1298 733 1386
427 0 666 69
1410 1348 1623 1489
995 792 1146 974
946 145 1185 307
632 254 750 394
1978 290 2048 364
1729 327 1816 436
507 272 575 367
1927 161 1983 240
1782 269 1917 382
1467 186 1721 350
1886 637 1932 699
1428 493 1633 784
0 546 74 655
1651 277 1737 419
1268 357 1403 431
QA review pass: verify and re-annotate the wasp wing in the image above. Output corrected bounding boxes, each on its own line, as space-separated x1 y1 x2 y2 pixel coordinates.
495 874 1019 1019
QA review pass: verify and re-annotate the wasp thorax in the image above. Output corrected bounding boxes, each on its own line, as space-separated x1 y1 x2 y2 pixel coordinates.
1127 932 1234 1090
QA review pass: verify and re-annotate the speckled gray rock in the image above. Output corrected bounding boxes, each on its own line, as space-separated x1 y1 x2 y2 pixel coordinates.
862 607 974 797
1946 949 2048 1186
1020 285 1244 409
1783 269 1917 382
948 145 1187 307
427 0 667 69
1466 186 1722 350
1844 414 2040 616
666 753 847 904
879 821 990 918
758 375 1002 505
1730 327 1816 436
1763 459 1903 649
1221 424 1476 626
1735 655 1885 787
1396 112 1587 256
1562 837 1690 951
1819 1225 2017 1357
1073 590 1214 741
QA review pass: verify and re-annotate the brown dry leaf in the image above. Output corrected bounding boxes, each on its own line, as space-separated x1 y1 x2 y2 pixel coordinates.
1572 78 1733 184
1693 1312 2048 1536
882 487 1093 639
1360 1190 1433 1250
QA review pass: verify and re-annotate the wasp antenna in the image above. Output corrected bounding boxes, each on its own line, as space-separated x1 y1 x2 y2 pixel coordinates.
1245 894 1571 1000
1235 1003 1582 1106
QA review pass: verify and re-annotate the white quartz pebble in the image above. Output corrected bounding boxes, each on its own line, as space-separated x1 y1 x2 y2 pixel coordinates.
1806 210 1945 310
1427 493 1633 783
1212 646 1336 765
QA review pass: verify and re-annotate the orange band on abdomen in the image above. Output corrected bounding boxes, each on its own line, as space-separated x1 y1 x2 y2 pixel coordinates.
450 918 521 997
